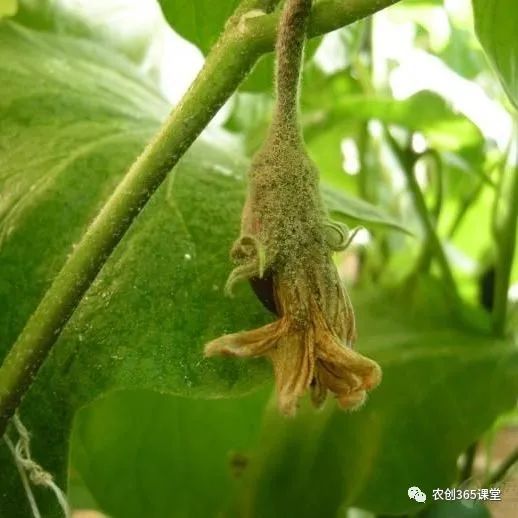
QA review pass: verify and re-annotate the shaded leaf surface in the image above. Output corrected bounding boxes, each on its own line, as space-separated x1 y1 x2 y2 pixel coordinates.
243 289 518 516
71 388 271 518
0 18 269 517
69 289 518 517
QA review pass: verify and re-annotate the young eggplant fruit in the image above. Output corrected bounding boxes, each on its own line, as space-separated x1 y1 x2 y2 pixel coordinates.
205 0 381 416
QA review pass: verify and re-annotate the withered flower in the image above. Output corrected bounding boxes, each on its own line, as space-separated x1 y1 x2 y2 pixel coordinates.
205 226 381 416
204 0 381 415
204 131 382 416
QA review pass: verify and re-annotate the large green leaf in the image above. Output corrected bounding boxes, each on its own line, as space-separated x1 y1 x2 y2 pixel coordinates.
0 18 269 517
242 288 518 516
70 388 271 518
68 287 518 517
13 0 161 67
472 0 518 108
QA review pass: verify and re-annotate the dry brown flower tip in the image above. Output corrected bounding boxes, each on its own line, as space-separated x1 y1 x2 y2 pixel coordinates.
205 251 382 416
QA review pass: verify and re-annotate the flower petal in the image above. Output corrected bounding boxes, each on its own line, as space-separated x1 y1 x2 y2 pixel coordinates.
316 331 381 391
317 360 367 410
269 328 315 416
204 321 283 358
309 369 327 408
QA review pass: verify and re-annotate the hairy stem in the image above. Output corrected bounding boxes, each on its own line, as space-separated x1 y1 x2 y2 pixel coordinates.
413 150 443 275
273 0 311 127
247 0 399 51
0 0 400 435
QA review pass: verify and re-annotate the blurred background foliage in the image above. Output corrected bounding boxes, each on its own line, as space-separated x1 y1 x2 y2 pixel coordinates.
0 0 517 517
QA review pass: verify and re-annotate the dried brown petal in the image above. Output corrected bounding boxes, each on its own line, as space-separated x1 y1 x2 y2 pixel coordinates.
204 260 381 415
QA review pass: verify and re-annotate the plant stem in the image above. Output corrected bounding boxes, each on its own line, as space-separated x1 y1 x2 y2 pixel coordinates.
385 129 461 306
491 139 518 335
0 0 401 435
248 0 399 51
413 150 442 275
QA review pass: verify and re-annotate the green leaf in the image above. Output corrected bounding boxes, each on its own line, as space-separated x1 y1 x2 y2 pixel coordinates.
225 92 274 153
13 0 158 65
0 20 271 397
322 185 414 235
240 53 276 92
241 289 518 516
0 18 269 517
306 90 484 152
472 0 518 108
68 288 518 517
157 0 240 54
70 388 271 518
